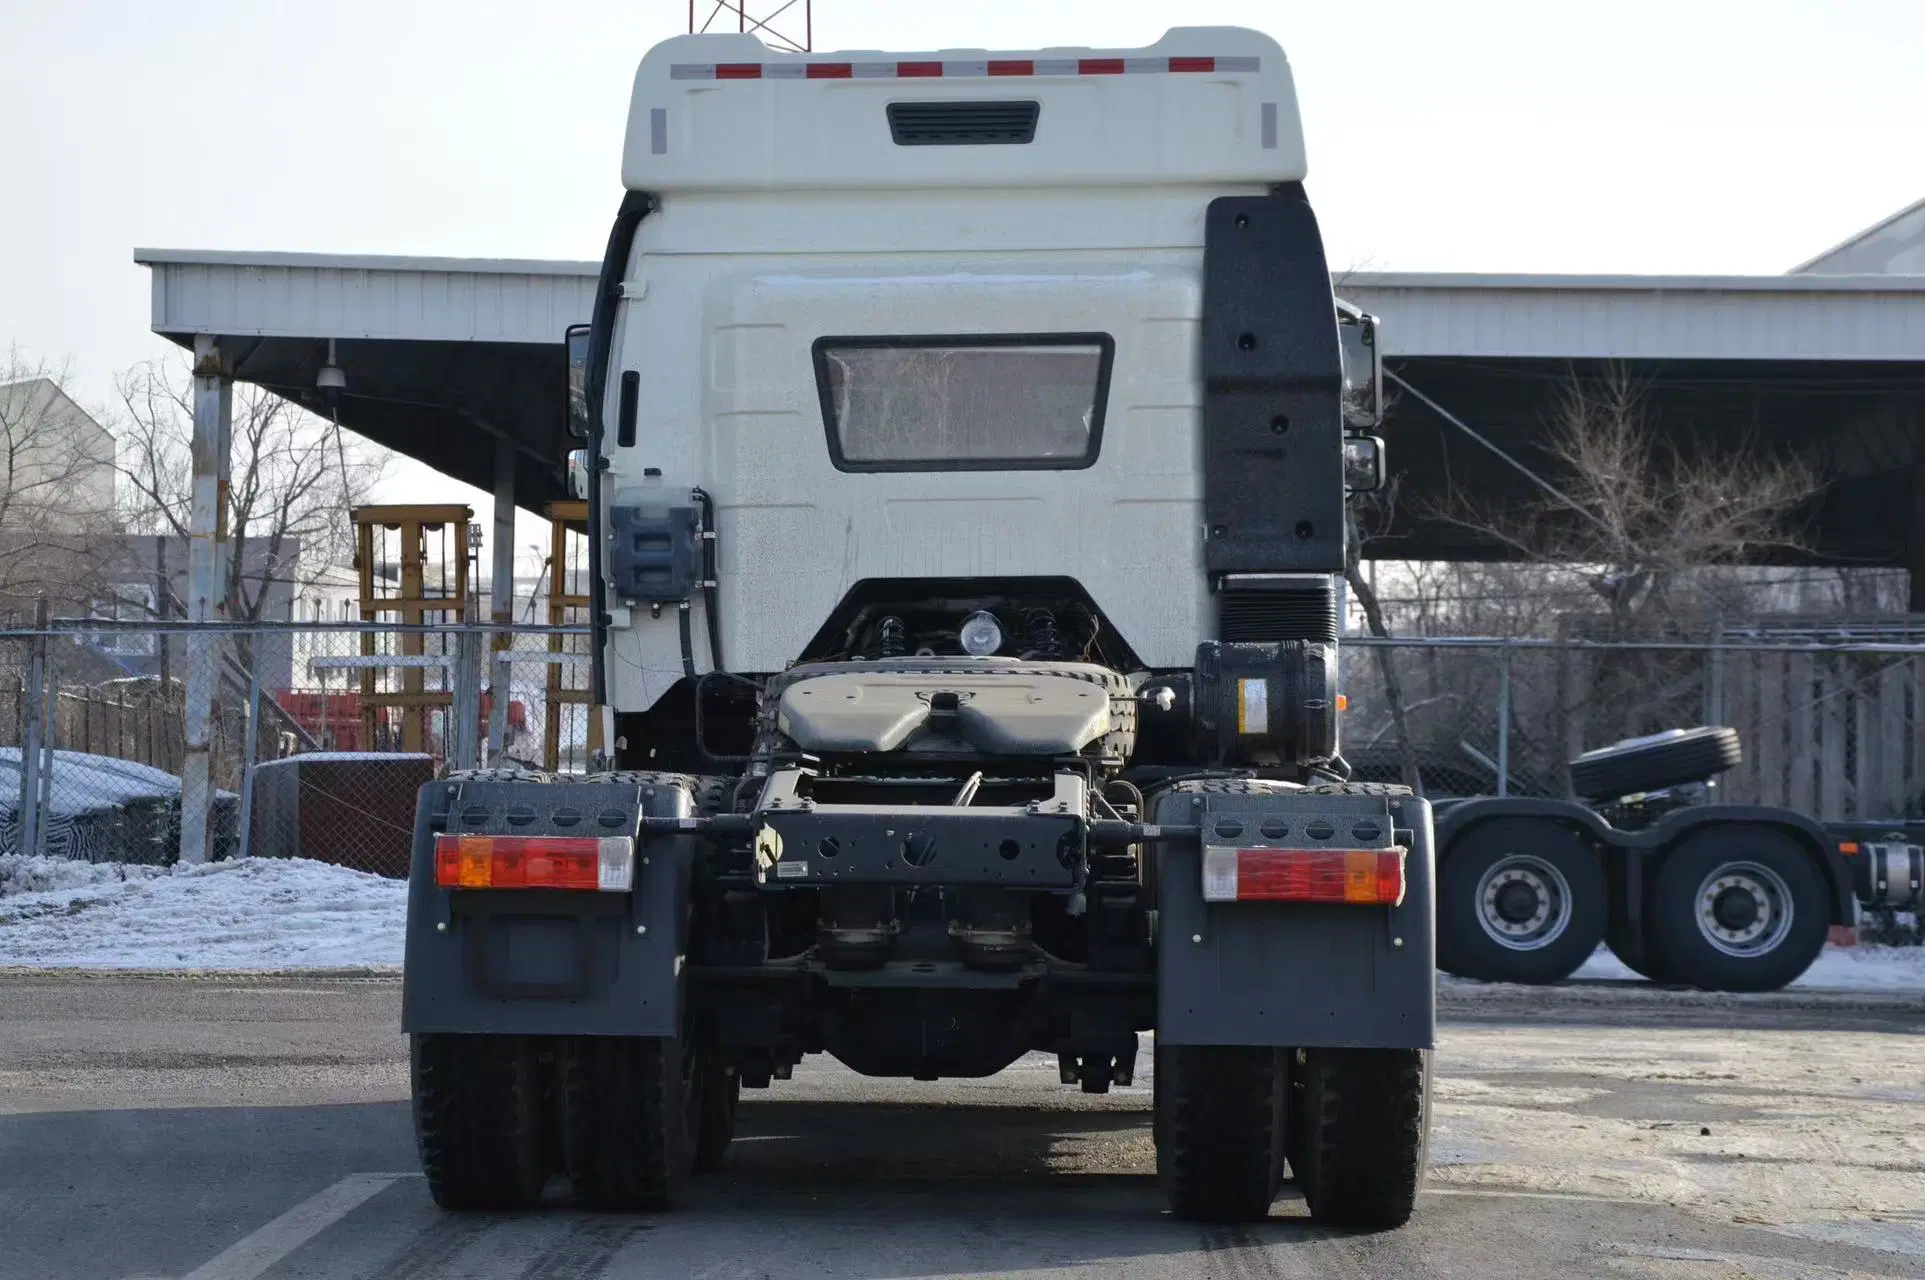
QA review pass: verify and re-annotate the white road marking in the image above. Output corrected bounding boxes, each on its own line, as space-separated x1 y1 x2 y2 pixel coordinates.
1426 1185 1650 1207
1765 1219 1925 1259
181 1172 413 1280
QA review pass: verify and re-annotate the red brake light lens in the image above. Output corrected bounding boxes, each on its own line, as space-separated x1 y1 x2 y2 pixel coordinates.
1202 846 1406 906
432 835 634 892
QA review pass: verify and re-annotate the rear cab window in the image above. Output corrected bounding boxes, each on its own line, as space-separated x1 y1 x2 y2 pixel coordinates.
813 334 1114 471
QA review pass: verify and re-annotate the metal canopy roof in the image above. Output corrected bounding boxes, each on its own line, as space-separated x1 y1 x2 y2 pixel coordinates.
1370 355 1925 569
136 249 598 510
139 250 1925 369
1791 197 1925 275
1342 271 1925 361
1329 273 1925 571
136 249 1925 571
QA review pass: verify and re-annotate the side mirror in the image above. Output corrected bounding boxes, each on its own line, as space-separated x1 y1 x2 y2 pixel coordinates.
1334 300 1384 430
567 448 591 501
565 323 592 440
1344 435 1386 494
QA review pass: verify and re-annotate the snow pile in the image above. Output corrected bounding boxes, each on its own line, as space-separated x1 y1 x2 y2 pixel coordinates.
1574 942 1925 992
0 854 168 898
0 855 405 969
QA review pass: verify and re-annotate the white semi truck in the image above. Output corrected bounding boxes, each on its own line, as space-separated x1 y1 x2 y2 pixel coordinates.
404 27 1430 1227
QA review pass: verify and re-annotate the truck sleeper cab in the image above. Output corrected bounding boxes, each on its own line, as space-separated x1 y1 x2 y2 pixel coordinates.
404 26 1431 1229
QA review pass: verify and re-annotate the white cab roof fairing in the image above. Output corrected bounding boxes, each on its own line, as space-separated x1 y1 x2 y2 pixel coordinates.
622 27 1304 193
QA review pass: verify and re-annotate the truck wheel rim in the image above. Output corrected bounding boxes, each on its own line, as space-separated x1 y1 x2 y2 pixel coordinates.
1694 860 1793 957
1475 855 1573 951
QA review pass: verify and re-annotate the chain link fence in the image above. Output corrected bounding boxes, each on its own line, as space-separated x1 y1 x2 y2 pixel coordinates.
0 620 592 878
5 620 1924 880
1340 631 1925 819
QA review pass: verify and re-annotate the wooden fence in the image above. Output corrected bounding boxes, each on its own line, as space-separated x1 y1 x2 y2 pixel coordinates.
3 676 251 789
1345 638 1925 821
1718 649 1922 821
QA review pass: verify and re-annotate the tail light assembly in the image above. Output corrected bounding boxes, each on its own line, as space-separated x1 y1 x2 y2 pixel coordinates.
1202 845 1406 906
433 834 635 892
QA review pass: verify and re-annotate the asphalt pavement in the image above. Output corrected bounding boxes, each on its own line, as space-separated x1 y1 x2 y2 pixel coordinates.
1 972 1921 1280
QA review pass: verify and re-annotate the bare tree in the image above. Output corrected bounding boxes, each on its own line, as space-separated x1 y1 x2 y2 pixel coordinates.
114 356 390 623
1375 368 1823 772
1344 479 1422 788
1432 367 1820 636
0 348 124 621
1340 369 1824 792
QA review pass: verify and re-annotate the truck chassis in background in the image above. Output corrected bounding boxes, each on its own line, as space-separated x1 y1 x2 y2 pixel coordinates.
1424 725 1916 990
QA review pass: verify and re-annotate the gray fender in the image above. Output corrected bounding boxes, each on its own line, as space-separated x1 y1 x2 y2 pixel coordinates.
401 774 695 1037
1436 797 1854 926
1154 786 1436 1050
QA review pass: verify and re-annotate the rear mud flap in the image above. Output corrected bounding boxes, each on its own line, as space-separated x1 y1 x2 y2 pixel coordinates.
1154 789 1436 1049
402 776 693 1037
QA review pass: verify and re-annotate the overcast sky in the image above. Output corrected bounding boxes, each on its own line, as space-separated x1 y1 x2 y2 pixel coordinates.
3 0 1922 565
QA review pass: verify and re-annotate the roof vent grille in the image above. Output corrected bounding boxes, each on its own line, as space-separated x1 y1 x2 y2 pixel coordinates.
887 100 1040 146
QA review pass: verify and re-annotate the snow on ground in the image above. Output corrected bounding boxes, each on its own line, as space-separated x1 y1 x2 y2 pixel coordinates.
1573 939 1925 991
2 852 1923 988
0 855 404 969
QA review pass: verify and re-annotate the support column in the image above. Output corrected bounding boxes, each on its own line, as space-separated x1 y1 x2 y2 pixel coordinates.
452 598 483 771
18 600 48 860
488 437 515 759
1910 462 1925 613
180 335 231 865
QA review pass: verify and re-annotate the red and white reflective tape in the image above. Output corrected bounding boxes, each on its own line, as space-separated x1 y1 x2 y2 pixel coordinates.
670 55 1260 81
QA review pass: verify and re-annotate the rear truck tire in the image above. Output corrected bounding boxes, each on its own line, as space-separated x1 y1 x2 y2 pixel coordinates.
1437 818 1606 984
1154 1041 1287 1222
1302 780 1414 797
1291 1047 1432 1231
1568 727 1741 802
1648 824 1830 993
563 1035 700 1209
411 1033 547 1211
440 766 553 784
1604 917 1681 985
692 1061 740 1174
